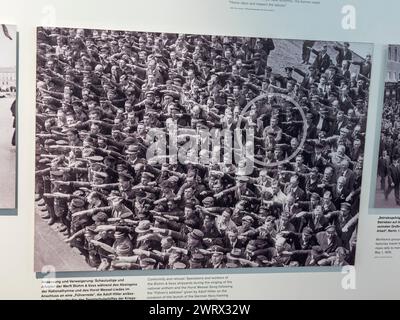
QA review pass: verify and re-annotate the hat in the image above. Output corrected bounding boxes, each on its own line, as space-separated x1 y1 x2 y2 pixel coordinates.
202 197 215 206
114 231 125 239
50 171 63 178
226 263 239 268
188 229 204 241
281 211 291 219
246 242 257 251
141 172 155 180
190 253 205 263
208 245 225 255
92 212 109 223
310 167 319 174
44 139 56 145
139 258 157 268
302 227 313 236
265 216 275 223
135 220 152 233
227 248 242 261
172 262 187 269
311 246 324 256
71 198 85 208
340 202 351 211
87 155 104 163
325 225 336 233
310 193 321 200
55 140 69 146
118 172 133 181
92 171 108 179
328 64 338 71
115 243 132 256
315 143 324 150
236 175 249 183
38 158 51 164
335 247 349 255
125 144 140 154
242 215 254 224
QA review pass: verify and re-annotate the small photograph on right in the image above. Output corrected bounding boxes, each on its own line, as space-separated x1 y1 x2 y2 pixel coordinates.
376 45 400 208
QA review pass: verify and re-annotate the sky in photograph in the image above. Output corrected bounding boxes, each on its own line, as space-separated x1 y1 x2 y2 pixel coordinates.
0 24 16 68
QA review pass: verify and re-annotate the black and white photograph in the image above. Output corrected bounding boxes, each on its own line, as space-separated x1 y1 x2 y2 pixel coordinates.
34 27 372 272
0 24 17 211
375 44 400 208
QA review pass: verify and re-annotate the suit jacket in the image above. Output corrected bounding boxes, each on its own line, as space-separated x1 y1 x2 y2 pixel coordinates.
332 185 350 208
334 47 352 65
304 213 329 233
315 116 332 133
378 157 390 177
316 232 342 254
331 118 348 136
313 53 332 74
388 164 400 186
284 186 306 202
340 169 356 191
350 146 362 162
309 153 328 172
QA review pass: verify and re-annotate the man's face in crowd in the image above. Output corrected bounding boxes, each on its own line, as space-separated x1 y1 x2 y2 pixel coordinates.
221 210 231 223
324 167 333 179
295 155 303 166
275 240 286 253
211 254 223 265
93 176 104 185
212 180 223 193
137 124 145 135
225 110 233 122
187 236 199 248
314 205 323 217
341 160 349 171
66 115 75 126
302 232 312 243
140 176 150 186
227 231 238 243
167 200 176 211
337 177 345 189
259 170 268 182
119 178 130 190
326 228 336 241
67 131 78 142
168 252 181 265
272 184 280 195
323 193 332 206
337 145 346 156
290 176 298 188
184 188 194 199
242 219 251 229
161 238 173 250
89 111 100 120
287 194 295 206
311 197 319 206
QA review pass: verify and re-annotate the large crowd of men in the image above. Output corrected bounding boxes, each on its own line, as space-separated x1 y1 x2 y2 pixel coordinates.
35 27 371 271
378 94 400 205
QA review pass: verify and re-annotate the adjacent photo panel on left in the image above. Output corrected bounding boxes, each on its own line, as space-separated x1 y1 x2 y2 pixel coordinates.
0 24 17 215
